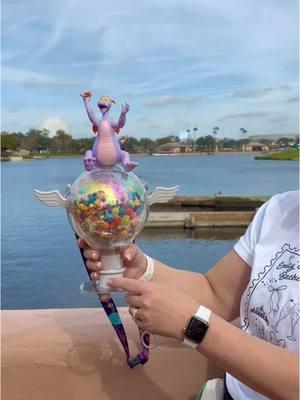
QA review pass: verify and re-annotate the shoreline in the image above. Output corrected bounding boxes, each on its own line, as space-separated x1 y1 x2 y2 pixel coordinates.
3 150 298 162
1 151 265 162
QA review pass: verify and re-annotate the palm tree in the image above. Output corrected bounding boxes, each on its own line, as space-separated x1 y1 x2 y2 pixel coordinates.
192 127 198 151
212 126 220 152
239 128 248 151
240 128 248 137
186 128 196 151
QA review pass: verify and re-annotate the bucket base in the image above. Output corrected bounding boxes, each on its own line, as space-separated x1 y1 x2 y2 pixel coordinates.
79 280 125 297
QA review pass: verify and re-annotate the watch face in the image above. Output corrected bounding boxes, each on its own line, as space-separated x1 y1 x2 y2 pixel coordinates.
185 316 208 343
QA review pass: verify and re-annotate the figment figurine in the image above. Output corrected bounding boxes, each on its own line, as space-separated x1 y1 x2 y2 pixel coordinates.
33 93 179 368
81 92 138 172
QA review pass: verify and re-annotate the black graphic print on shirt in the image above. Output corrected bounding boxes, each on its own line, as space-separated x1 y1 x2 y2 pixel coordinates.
241 243 300 348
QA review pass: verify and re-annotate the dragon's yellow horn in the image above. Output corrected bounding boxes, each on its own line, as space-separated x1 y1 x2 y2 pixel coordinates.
100 96 116 104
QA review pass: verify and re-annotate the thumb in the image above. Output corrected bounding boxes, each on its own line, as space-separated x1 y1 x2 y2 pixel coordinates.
122 244 146 268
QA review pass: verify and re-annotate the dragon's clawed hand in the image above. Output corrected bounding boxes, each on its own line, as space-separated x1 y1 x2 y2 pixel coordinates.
121 103 130 114
81 92 92 99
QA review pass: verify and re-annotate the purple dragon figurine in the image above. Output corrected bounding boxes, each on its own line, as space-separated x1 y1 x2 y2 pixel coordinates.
81 92 138 172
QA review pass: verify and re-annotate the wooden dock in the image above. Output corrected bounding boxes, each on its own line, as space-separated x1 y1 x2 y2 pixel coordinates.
147 195 268 229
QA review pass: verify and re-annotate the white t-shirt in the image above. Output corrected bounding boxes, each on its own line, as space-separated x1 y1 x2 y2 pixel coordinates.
226 190 300 400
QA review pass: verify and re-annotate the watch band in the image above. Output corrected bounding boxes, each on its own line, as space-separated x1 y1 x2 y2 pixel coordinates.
183 305 211 349
139 254 154 282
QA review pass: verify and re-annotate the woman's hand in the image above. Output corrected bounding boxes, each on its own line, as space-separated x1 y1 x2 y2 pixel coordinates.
77 238 147 281
108 277 199 340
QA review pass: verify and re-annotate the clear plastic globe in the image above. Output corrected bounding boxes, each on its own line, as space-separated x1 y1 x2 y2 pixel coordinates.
33 162 178 295
66 166 149 251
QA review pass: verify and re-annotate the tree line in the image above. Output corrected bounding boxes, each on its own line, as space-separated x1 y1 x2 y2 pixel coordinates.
1 129 94 155
1 128 298 156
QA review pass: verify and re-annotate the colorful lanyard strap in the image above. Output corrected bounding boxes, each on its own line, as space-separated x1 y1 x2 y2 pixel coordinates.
76 236 150 368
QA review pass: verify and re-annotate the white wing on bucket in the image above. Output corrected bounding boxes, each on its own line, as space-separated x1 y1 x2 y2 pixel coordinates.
148 185 180 206
33 190 67 208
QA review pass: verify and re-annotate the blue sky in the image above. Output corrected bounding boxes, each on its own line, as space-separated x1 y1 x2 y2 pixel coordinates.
1 0 299 139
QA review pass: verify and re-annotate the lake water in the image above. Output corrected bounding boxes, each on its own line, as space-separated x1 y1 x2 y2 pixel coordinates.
1 154 298 309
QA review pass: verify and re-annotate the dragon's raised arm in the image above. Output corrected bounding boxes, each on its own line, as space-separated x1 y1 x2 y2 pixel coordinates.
81 92 99 126
112 103 130 130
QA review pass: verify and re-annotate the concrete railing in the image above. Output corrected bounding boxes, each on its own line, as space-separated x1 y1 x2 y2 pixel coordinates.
2 308 223 400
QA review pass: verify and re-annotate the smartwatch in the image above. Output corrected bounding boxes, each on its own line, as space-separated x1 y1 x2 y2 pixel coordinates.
183 305 211 348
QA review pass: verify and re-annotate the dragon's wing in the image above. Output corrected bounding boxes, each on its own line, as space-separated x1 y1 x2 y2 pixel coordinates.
33 190 67 208
148 185 180 206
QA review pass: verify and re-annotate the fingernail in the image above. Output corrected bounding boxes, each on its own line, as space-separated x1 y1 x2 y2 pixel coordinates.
107 279 112 286
95 261 102 270
92 252 98 260
125 254 131 262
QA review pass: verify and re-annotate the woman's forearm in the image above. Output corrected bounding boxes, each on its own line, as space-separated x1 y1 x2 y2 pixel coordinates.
197 312 299 400
148 250 250 321
151 258 224 315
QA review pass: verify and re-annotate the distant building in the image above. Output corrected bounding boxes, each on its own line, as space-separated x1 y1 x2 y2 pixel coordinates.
243 142 269 152
17 149 30 156
9 149 30 156
156 142 193 154
269 143 280 151
249 133 298 141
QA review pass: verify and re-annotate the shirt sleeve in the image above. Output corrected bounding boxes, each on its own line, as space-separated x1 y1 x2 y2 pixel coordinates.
234 199 270 267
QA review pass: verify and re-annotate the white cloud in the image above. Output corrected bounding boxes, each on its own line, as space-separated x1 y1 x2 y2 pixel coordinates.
233 86 292 99
38 117 69 136
2 66 78 87
144 95 201 107
219 111 270 122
